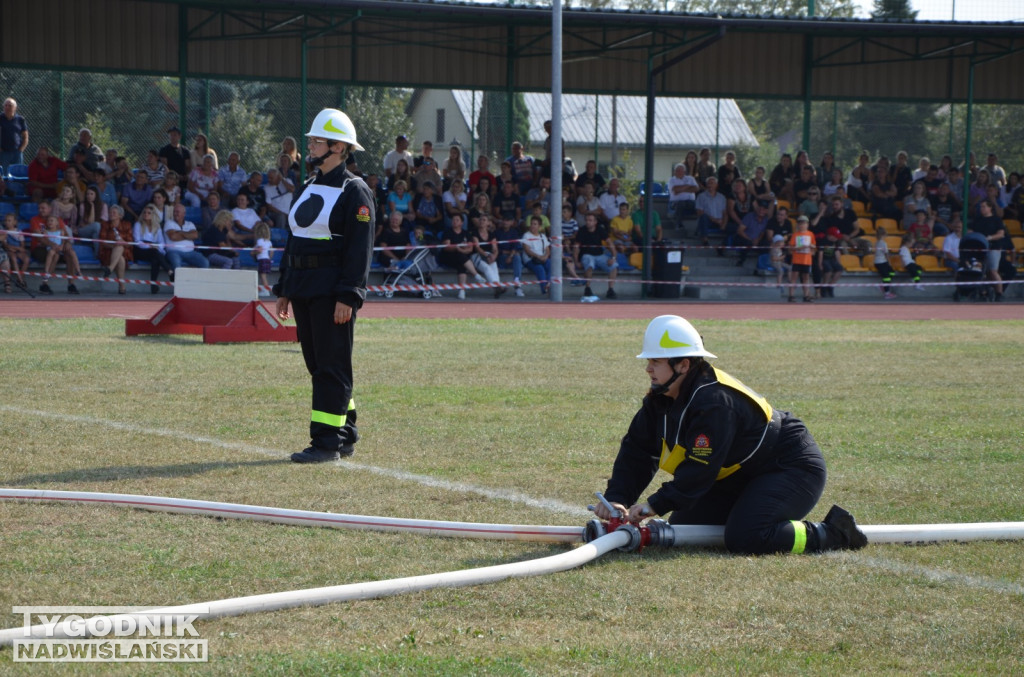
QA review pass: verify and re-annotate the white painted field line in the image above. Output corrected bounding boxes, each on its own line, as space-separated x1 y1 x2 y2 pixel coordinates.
836 552 1024 597
0 405 589 518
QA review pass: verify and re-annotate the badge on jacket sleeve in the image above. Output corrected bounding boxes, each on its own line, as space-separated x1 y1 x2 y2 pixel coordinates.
356 205 371 222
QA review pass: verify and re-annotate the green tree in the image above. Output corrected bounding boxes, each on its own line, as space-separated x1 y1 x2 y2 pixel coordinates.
209 97 278 171
871 0 918 20
343 87 415 176
477 91 530 161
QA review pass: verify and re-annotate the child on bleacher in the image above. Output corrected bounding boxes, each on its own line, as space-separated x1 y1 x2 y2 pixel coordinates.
769 234 790 290
560 202 582 285
252 222 273 298
3 212 29 288
787 215 815 303
40 214 81 295
873 225 896 299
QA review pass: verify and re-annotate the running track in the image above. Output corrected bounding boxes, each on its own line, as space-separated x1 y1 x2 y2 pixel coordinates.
1 297 1020 321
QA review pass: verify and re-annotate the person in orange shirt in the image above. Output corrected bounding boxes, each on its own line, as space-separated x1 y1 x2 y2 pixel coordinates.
788 215 816 302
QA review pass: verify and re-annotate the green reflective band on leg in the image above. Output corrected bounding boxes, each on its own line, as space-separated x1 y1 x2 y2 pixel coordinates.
791 520 807 554
347 399 355 411
311 410 345 428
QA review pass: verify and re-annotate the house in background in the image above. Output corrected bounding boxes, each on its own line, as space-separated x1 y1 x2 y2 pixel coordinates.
406 89 759 182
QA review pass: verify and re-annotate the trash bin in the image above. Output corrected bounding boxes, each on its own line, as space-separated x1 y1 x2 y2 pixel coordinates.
649 243 683 298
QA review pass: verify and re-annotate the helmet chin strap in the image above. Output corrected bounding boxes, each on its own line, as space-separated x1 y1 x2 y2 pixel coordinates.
307 147 335 169
649 360 685 396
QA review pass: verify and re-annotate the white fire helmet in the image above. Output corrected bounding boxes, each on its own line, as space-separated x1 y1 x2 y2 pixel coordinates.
637 315 717 360
306 108 365 151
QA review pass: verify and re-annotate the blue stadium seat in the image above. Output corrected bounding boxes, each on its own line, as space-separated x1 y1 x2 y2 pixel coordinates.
0 203 16 217
6 164 28 180
616 252 636 271
270 228 288 246
184 206 202 224
19 202 39 220
73 244 100 267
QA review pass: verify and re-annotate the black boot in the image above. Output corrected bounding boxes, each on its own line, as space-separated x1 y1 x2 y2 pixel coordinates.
804 505 868 552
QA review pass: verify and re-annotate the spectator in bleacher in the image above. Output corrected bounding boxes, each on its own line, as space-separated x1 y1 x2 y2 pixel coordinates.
280 136 302 175
962 152 980 183
821 195 867 256
667 163 698 227
560 203 582 283
940 226 960 270
39 214 81 295
609 201 637 255
983 153 1006 186
385 178 415 226
816 152 839 188
696 147 716 188
494 180 522 225
936 155 954 181
519 215 551 295
598 178 627 226
158 126 191 188
412 156 442 195
930 182 961 236
78 185 107 255
200 191 224 230
93 169 118 207
506 142 536 195
968 170 992 211
907 209 936 253
792 164 819 208
237 171 268 220
470 213 503 297
273 152 296 188
892 151 913 198
983 184 1005 218
442 178 469 227
574 159 606 195
381 134 412 183
469 175 495 211
773 205 793 240
441 146 465 191
734 199 772 268
0 98 29 172
201 209 242 269
524 175 553 218
902 180 932 231
921 164 943 195
495 215 524 297
262 168 294 230
387 157 412 194
999 172 1018 210
681 151 699 187
98 149 117 175
769 153 796 204
969 199 1005 301
468 154 495 195
724 179 753 256
27 201 52 264
797 186 823 221
164 202 209 272
376 211 411 270
945 166 965 201
27 147 66 202
229 192 260 245
1006 176 1024 220
99 205 132 293
717 151 741 188
870 166 902 221
575 212 617 300
3 212 29 288
912 157 930 182
695 176 727 248
111 156 132 190
65 128 103 174
816 227 844 298
717 165 737 200
217 152 247 205
67 148 97 184
822 168 845 199
746 165 774 206
846 152 872 203
139 150 167 184
161 171 184 206
190 132 218 171
187 153 219 206
414 140 434 169
468 191 492 233
631 202 661 245
51 186 80 233
412 181 444 233
56 166 87 205
132 203 173 293
150 189 173 226
437 213 486 300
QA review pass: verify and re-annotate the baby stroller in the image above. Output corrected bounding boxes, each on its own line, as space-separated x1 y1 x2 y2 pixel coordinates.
953 233 991 302
377 246 441 299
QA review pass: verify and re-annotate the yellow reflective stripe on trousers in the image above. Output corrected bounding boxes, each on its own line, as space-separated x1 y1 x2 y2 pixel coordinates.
310 400 355 428
790 520 807 554
311 410 345 427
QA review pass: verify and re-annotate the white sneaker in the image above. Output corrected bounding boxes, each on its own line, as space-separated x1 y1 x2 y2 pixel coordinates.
514 287 525 297
457 289 466 300
474 274 486 284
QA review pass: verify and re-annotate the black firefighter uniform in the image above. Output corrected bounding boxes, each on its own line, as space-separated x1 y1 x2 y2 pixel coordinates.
273 163 375 452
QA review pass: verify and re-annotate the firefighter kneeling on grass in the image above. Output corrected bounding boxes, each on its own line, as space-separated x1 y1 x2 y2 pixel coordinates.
593 315 868 554
274 109 375 463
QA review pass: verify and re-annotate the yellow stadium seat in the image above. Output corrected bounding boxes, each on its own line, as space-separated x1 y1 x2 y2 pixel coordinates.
890 254 905 271
629 252 644 269
862 254 877 272
876 217 900 235
933 235 945 251
840 254 869 272
884 235 903 251
915 254 945 272
1004 219 1022 236
857 217 876 235
851 200 868 217
776 199 792 211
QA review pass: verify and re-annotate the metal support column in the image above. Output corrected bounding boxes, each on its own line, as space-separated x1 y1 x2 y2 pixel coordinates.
178 4 188 135
550 0 563 302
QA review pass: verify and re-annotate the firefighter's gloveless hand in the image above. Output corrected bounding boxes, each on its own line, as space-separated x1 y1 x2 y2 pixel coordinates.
334 301 353 324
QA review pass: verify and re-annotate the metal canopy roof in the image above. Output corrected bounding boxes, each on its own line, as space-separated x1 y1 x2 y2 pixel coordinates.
2 0 1022 103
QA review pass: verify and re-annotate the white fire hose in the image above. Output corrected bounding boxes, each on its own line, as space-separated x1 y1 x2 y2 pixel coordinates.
2 488 1022 646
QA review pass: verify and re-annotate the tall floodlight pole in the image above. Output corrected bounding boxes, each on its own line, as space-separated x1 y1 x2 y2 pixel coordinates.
550 0 564 302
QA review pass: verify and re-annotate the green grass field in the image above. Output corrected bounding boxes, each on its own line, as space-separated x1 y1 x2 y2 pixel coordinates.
1 316 1022 675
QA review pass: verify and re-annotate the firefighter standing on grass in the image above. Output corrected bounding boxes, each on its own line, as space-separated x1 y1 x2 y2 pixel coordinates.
593 315 868 554
274 109 375 463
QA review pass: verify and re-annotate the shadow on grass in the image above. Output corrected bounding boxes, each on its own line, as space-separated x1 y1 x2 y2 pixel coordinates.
9 458 289 486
